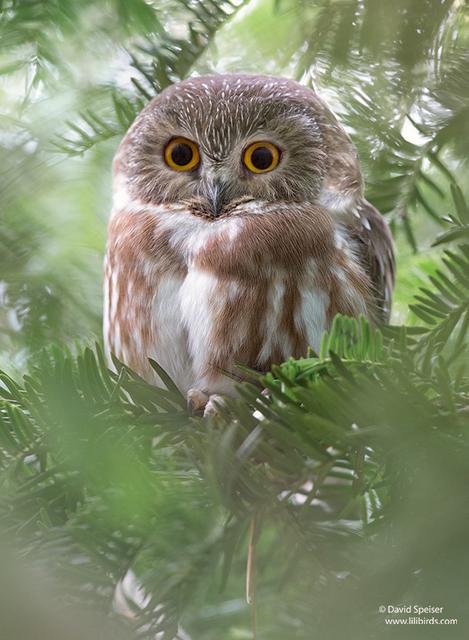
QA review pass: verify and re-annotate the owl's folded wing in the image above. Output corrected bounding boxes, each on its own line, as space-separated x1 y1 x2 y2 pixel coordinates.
348 199 396 323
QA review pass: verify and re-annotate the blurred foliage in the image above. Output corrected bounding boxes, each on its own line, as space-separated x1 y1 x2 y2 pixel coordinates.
1 0 469 638
1 197 469 635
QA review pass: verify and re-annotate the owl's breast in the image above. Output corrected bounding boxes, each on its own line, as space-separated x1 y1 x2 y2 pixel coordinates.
192 202 336 282
105 203 371 395
170 207 338 377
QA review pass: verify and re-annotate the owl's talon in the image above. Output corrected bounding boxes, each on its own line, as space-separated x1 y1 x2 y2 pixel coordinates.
187 388 209 416
203 394 226 418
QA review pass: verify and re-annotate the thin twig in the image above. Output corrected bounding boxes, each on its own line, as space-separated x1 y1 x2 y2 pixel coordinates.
246 513 257 640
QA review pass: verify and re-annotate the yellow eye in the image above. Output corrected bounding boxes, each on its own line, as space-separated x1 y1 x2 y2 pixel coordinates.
164 137 200 171
243 141 280 174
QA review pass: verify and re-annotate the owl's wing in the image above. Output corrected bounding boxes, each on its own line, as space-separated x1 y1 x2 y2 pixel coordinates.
347 199 396 323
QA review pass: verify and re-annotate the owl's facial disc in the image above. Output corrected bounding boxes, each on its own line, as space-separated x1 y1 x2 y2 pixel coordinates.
118 74 359 213
163 136 284 217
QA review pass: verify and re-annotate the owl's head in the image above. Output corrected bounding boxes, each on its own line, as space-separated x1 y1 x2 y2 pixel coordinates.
114 74 362 217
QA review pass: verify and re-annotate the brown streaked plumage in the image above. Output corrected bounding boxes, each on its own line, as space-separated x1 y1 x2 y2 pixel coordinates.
104 74 395 415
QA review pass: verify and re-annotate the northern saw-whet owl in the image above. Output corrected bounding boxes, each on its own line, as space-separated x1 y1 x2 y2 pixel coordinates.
104 74 395 415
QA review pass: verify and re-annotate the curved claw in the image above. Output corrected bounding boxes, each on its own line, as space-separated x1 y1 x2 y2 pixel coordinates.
187 388 209 416
187 389 226 418
203 394 226 417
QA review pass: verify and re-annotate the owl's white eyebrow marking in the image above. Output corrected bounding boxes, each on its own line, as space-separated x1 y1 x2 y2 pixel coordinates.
112 171 133 212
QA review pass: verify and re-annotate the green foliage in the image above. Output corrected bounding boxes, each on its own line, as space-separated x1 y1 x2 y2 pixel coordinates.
409 184 469 367
55 0 249 154
0 186 468 638
289 0 469 249
2 0 469 366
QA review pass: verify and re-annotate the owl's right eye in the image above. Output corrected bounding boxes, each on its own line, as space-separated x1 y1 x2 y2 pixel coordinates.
164 137 200 171
243 141 280 174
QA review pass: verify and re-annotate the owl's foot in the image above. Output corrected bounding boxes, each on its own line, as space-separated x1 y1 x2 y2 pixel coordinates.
187 389 226 417
187 388 209 416
203 394 226 417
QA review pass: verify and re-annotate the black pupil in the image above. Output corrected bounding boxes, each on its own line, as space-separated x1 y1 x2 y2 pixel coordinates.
171 143 193 166
251 147 274 170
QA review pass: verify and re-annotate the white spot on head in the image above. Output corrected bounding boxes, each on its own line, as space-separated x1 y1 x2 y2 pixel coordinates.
112 172 132 213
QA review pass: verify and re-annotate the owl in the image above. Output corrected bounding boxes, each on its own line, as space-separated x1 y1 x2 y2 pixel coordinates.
104 74 395 415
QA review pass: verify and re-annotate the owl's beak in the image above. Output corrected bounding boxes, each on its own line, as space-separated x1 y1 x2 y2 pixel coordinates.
206 178 230 218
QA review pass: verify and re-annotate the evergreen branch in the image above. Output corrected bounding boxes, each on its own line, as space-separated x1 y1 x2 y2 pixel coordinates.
0 300 468 636
408 186 469 356
55 0 250 155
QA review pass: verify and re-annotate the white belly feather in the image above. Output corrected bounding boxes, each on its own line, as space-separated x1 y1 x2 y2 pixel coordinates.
146 267 329 395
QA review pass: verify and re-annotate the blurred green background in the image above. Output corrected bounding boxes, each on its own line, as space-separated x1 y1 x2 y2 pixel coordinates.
1 0 468 373
1 1 469 639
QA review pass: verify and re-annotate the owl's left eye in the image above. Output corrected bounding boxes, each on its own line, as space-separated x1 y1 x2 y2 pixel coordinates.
164 137 200 171
243 141 281 174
